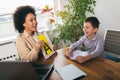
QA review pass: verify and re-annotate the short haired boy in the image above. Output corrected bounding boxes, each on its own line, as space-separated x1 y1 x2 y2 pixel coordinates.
65 16 104 63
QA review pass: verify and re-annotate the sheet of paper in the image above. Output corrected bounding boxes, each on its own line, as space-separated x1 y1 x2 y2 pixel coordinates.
69 50 88 60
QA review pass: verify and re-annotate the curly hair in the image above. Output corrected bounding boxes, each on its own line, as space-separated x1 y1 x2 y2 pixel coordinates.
13 6 36 33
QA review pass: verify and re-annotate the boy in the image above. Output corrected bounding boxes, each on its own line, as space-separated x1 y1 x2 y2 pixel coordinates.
65 16 104 63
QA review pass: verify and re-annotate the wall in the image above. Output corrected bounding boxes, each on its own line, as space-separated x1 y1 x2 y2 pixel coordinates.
94 0 120 37
54 0 120 48
60 0 120 38
1 0 120 48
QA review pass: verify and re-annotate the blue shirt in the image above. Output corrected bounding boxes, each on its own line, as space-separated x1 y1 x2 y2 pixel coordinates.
70 33 104 58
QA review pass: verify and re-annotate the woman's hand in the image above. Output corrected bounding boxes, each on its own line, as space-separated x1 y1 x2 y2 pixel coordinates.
38 40 45 47
34 40 45 51
52 45 56 51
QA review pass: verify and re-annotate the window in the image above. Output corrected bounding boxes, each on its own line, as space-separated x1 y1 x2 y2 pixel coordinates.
0 0 55 40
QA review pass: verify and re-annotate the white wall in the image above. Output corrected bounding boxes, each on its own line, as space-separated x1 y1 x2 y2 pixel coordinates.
94 0 120 37
60 0 120 37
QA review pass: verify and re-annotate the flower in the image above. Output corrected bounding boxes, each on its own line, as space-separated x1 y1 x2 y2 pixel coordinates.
41 5 52 14
41 5 55 25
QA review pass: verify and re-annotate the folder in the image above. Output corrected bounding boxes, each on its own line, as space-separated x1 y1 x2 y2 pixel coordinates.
55 64 87 80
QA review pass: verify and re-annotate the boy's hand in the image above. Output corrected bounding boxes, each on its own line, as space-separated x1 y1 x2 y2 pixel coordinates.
75 56 85 63
75 54 92 63
64 48 73 57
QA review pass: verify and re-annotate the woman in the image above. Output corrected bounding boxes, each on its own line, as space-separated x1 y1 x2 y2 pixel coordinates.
13 6 55 62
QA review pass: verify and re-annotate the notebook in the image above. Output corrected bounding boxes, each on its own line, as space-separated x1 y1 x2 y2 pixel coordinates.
56 64 87 80
0 61 54 80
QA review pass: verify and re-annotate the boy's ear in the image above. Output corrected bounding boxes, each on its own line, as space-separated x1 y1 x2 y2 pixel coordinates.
94 28 98 32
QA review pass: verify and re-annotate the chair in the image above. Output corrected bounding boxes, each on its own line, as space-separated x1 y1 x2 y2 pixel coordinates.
0 41 19 61
104 30 120 62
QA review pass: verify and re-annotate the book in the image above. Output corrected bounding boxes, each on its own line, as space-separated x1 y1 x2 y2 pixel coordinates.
37 32 54 59
56 64 87 80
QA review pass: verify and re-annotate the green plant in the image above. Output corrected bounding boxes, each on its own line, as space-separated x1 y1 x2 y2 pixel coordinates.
52 0 96 46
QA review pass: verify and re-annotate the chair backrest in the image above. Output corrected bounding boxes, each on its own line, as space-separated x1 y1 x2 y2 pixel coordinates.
0 41 19 61
104 30 120 55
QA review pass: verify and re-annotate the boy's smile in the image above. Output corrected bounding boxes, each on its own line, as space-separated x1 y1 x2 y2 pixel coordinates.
83 22 98 40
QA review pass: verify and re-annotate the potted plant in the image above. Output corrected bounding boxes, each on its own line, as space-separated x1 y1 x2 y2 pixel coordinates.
52 0 96 47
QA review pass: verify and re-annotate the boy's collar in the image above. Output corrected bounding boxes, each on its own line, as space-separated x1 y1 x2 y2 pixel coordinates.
92 33 98 40
86 33 98 41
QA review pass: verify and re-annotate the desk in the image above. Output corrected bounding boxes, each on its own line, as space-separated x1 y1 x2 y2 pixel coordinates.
38 48 120 80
